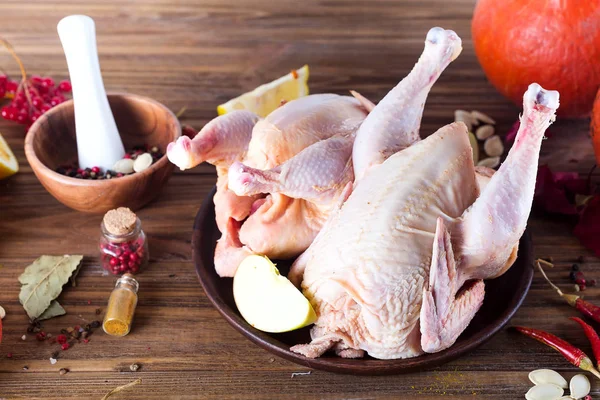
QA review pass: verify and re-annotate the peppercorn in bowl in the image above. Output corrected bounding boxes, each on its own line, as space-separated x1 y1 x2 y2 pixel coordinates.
25 93 181 213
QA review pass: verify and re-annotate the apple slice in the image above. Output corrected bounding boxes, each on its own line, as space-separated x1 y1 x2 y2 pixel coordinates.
233 255 316 333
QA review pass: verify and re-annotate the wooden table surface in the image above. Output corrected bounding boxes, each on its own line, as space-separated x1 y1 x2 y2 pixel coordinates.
0 0 597 399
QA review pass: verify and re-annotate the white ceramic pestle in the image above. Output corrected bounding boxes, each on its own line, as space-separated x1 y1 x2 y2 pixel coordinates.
57 15 125 170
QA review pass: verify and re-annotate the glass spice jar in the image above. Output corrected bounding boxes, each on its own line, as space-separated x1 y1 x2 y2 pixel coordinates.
99 207 149 275
103 273 139 337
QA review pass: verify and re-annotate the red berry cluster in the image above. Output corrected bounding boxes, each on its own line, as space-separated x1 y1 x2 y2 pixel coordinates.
0 74 71 129
101 239 146 275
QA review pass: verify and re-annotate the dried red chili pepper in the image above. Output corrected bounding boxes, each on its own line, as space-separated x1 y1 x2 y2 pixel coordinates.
571 316 600 366
514 326 600 379
537 259 600 324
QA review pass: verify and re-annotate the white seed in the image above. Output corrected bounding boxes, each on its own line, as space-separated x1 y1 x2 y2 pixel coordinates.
475 124 495 141
484 135 504 157
49 358 57 365
477 156 500 169
471 110 496 125
529 369 568 389
113 158 135 174
133 153 153 173
0 305 5 319
569 374 590 399
21 335 26 341
454 109 474 132
525 384 564 400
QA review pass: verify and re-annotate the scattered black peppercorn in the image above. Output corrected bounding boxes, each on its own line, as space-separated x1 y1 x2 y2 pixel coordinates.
572 264 580 272
90 321 101 329
95 308 102 315
570 271 578 282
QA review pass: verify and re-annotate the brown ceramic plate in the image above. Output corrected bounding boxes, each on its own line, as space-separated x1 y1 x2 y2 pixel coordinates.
193 187 534 375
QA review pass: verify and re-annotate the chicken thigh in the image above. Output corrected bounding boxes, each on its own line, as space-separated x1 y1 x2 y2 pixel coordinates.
290 83 559 359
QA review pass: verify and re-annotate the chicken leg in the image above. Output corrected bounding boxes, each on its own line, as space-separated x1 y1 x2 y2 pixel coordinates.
228 135 354 204
353 27 463 181
167 110 259 170
453 83 560 282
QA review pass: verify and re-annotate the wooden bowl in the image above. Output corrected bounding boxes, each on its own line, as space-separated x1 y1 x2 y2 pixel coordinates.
25 93 181 213
193 187 534 375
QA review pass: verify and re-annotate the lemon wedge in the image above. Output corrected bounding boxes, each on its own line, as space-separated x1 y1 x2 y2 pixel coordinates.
217 65 309 118
0 133 18 180
233 254 316 333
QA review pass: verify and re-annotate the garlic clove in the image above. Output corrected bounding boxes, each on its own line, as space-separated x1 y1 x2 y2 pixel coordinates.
471 110 496 125
525 384 564 400
569 374 590 399
529 369 568 389
477 156 500 169
113 158 135 174
0 305 5 319
475 124 495 141
454 109 474 132
133 153 153 173
484 135 504 157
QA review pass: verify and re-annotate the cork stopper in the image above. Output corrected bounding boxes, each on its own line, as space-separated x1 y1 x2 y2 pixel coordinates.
103 207 137 236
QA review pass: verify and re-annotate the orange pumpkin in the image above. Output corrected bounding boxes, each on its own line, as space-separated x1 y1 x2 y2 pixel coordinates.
472 0 600 118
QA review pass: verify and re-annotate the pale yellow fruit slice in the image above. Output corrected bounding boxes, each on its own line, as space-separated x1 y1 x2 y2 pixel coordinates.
233 254 316 333
0 133 18 180
217 65 309 118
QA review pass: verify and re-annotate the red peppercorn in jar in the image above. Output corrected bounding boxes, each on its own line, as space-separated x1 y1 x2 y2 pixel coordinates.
100 207 149 275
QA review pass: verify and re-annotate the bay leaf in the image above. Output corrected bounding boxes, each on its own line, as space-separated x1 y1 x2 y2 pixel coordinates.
18 255 83 320
69 261 83 287
37 300 66 321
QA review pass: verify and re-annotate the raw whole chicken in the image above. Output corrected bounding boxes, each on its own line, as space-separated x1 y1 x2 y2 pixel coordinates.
288 80 559 359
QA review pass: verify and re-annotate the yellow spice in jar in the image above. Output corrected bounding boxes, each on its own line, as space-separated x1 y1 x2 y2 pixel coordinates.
103 273 139 337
